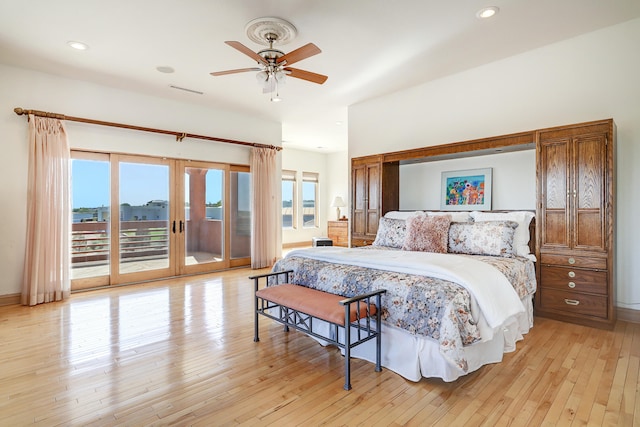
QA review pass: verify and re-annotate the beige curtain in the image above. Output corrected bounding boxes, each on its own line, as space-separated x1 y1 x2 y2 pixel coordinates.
250 147 278 268
21 115 71 306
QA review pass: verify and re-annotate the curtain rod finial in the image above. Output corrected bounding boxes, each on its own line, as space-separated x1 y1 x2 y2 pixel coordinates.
14 107 26 116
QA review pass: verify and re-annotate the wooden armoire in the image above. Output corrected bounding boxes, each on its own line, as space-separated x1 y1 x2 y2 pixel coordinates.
535 119 616 329
350 155 399 247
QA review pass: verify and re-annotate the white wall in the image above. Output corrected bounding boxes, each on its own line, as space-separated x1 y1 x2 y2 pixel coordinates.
400 150 536 210
349 19 640 310
0 64 281 297
325 150 350 220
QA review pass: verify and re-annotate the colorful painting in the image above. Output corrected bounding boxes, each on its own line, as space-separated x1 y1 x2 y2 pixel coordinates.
441 168 492 211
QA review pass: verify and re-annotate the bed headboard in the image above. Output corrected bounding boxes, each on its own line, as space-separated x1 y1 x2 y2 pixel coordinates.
528 215 536 256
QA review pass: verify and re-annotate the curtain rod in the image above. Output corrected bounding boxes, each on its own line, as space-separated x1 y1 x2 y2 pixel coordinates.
13 107 282 151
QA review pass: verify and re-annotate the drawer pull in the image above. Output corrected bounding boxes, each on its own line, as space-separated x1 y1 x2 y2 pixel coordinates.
568 271 576 278
564 299 580 306
568 257 576 265
568 282 576 288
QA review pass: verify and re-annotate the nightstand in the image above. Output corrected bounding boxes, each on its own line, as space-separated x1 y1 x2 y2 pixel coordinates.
327 221 348 247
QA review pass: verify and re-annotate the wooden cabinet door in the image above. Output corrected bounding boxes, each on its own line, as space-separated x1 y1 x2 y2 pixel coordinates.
351 160 381 239
540 132 607 253
540 138 570 251
352 164 367 236
573 134 607 252
366 163 380 236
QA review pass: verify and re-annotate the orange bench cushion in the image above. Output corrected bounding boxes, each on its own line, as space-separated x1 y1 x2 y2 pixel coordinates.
256 284 377 326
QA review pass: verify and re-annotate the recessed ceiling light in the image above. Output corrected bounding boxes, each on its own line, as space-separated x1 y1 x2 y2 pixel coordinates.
335 121 343 126
67 41 89 50
476 6 499 19
156 66 175 74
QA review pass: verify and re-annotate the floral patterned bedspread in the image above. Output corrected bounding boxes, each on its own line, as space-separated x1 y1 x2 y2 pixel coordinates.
270 249 536 373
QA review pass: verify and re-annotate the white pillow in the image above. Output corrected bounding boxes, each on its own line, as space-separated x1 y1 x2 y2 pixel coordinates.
428 211 472 222
385 210 472 222
384 211 423 220
469 211 535 260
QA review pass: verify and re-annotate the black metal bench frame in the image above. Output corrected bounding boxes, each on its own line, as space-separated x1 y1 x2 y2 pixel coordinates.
250 270 386 390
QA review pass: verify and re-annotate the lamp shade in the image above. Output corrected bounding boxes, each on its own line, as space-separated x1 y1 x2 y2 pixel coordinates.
331 196 346 208
255 70 268 84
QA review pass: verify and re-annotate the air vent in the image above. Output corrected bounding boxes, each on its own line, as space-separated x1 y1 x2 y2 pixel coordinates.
169 85 203 95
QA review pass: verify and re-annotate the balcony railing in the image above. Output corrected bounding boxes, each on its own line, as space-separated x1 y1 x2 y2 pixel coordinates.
72 220 168 265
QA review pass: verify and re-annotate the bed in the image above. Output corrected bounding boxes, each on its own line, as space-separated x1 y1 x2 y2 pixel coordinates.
270 210 537 382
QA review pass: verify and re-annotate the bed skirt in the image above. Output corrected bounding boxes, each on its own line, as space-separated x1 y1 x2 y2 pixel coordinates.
304 295 533 382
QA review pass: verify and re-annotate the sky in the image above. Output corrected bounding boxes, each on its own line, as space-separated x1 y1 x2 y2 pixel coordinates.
72 159 229 208
282 181 316 203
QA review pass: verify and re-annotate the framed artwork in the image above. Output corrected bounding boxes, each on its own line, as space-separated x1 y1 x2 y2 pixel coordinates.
440 168 492 211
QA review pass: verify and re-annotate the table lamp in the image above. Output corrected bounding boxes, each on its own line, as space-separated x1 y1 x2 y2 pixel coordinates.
331 196 346 221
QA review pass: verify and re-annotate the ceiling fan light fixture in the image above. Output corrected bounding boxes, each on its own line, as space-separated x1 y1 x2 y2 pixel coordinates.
210 18 327 101
256 70 268 84
275 70 286 84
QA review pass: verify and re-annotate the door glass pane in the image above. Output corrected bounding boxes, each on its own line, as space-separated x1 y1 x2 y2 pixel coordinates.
119 162 170 273
184 167 224 266
71 158 110 279
302 177 318 228
231 171 251 259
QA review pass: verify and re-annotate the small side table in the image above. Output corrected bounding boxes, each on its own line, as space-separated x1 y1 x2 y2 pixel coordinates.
328 220 348 247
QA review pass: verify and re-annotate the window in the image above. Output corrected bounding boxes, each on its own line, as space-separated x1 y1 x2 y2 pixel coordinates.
282 170 296 229
302 172 319 228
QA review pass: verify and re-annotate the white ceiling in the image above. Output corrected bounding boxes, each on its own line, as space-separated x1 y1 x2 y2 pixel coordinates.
1 1 639 152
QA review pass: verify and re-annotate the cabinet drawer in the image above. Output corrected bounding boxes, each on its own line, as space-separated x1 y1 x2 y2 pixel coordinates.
331 235 348 247
540 289 607 319
328 222 348 247
541 266 607 295
540 253 606 269
350 238 372 247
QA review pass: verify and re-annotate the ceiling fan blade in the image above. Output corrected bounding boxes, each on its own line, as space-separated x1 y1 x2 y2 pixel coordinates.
277 43 321 66
210 67 261 76
224 41 267 65
284 67 328 84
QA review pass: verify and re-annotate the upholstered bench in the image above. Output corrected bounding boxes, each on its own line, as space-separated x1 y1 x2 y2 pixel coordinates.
249 270 386 390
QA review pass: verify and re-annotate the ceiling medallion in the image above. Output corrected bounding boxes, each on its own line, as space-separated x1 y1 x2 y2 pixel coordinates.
245 17 298 46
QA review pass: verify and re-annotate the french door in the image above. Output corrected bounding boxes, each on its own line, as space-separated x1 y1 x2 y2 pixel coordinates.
71 152 250 290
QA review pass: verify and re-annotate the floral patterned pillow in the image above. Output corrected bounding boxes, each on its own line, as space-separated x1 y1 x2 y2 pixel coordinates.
372 217 406 248
402 214 451 253
448 220 518 257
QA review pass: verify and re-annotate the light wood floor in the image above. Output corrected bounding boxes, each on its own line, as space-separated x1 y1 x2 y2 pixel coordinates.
0 268 637 426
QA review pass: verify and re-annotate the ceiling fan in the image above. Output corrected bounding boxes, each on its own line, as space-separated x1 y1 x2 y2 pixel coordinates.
210 17 328 99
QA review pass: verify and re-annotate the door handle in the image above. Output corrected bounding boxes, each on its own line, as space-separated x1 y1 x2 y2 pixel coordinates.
180 220 184 233
172 220 176 234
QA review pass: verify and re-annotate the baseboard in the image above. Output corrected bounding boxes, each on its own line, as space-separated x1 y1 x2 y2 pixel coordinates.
282 241 312 249
0 293 20 307
617 307 640 324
